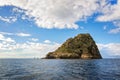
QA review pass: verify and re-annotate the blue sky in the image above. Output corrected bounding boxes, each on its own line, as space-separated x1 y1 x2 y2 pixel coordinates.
0 0 120 58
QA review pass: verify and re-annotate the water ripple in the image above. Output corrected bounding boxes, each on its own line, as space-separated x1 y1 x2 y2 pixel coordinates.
0 59 120 80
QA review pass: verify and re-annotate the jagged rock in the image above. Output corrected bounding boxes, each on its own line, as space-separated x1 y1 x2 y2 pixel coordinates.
45 33 102 59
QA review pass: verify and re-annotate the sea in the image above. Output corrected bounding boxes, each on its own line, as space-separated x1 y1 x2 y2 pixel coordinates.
0 59 120 80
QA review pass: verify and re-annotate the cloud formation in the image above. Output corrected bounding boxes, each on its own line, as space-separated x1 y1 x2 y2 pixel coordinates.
97 0 120 33
0 34 15 43
0 33 120 58
31 38 39 42
96 0 120 22
0 16 17 23
0 34 60 58
44 40 51 44
0 32 31 37
97 43 120 58
109 21 120 34
16 33 31 37
0 42 60 58
0 0 120 33
0 0 100 29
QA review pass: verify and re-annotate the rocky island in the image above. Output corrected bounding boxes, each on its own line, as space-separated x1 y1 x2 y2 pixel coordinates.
45 33 102 59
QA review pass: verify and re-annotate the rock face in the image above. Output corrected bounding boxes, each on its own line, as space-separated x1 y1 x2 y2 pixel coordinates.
45 33 102 59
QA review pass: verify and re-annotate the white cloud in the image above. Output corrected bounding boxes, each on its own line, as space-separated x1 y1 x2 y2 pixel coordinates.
0 32 14 35
0 16 17 23
0 34 4 40
0 41 60 58
0 0 100 29
0 33 60 58
44 40 51 44
96 0 120 33
31 38 39 42
0 34 120 58
1 41 120 58
96 0 120 22
109 21 120 34
0 32 31 37
109 28 120 34
12 7 25 13
16 33 31 37
5 38 15 43
0 0 120 33
97 43 120 57
0 34 15 43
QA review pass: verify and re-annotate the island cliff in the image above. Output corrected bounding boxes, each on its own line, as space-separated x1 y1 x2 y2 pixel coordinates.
45 33 102 59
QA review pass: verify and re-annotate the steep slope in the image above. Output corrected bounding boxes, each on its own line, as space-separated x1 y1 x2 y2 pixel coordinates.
45 33 102 59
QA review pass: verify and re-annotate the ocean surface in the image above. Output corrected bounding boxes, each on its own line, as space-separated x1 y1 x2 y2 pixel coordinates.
0 59 120 80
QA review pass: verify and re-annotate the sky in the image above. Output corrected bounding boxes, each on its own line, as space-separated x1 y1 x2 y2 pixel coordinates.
0 0 120 58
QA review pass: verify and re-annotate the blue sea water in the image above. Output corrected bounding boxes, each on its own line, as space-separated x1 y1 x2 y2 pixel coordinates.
0 59 120 80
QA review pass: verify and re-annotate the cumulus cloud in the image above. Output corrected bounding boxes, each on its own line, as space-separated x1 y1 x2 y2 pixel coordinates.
0 16 17 23
0 0 120 33
109 28 120 34
0 33 60 58
97 43 120 58
31 38 39 42
0 0 100 29
0 32 13 35
0 41 60 58
0 32 31 37
0 33 120 58
0 34 60 58
1 41 120 58
96 0 120 22
0 34 15 43
96 0 120 33
16 33 31 37
44 40 51 44
109 21 120 34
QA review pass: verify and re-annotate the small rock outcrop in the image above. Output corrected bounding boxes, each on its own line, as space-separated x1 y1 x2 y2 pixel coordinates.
45 33 102 59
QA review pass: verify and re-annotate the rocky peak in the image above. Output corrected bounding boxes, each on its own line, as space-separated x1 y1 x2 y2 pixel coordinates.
45 33 102 59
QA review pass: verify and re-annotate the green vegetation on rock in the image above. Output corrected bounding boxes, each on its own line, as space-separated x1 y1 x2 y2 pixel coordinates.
45 33 102 59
